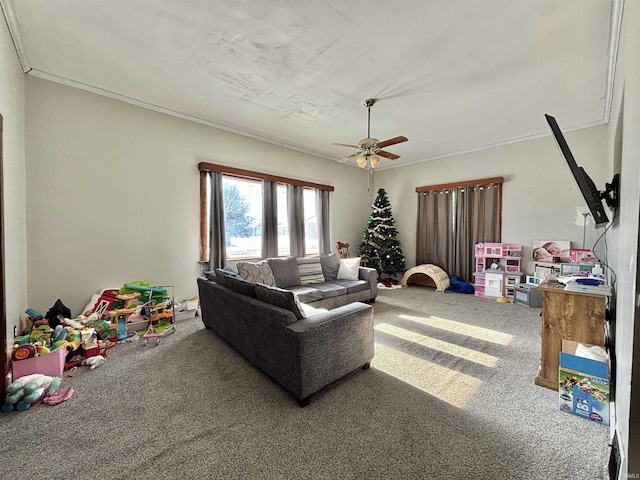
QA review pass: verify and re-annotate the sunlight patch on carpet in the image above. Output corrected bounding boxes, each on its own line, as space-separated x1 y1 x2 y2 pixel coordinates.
372 343 481 408
399 314 513 345
375 323 499 367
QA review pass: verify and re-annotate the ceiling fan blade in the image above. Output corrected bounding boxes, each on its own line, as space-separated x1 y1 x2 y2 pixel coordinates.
331 142 359 148
338 153 359 162
377 150 400 160
376 136 408 149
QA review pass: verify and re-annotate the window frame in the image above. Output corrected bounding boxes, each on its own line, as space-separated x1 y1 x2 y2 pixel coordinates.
199 162 333 263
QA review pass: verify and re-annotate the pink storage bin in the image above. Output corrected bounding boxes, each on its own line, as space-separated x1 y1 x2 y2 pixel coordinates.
11 349 66 380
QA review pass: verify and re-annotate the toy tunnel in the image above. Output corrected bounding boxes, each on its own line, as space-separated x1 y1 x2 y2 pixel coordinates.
400 264 451 293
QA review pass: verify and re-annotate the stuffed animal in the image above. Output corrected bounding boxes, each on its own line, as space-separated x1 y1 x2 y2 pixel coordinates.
29 325 52 346
2 373 62 413
82 355 106 370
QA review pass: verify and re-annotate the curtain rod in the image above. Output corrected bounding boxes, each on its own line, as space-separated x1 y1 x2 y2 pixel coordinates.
199 162 334 192
416 176 503 193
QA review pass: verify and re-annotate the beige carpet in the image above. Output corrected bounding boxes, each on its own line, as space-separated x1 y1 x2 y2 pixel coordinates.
0 286 610 479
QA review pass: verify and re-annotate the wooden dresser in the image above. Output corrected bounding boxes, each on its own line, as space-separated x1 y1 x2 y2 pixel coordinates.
534 284 606 390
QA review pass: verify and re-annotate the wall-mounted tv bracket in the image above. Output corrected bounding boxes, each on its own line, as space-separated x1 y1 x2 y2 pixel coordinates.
602 173 620 210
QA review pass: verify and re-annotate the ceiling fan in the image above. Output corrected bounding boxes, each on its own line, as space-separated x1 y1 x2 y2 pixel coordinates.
333 98 408 169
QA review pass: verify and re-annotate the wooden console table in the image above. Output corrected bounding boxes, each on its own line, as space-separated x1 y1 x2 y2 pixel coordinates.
534 284 606 390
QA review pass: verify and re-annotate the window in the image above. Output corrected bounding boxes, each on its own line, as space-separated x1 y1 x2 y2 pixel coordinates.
223 177 263 260
199 162 333 268
277 184 289 256
303 188 318 255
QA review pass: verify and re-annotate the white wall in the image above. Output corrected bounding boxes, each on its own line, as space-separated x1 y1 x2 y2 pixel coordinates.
607 1 640 477
373 124 611 275
25 77 372 316
0 14 27 355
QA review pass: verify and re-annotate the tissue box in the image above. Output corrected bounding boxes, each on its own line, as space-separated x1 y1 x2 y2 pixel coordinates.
11 349 66 380
559 340 610 425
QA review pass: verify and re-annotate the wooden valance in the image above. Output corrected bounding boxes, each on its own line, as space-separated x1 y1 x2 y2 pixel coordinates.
199 162 334 191
416 176 503 193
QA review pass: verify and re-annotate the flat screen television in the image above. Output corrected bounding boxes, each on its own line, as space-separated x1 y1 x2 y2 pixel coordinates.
544 114 617 229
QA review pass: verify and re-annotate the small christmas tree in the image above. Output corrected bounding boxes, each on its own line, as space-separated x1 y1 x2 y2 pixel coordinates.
358 188 405 279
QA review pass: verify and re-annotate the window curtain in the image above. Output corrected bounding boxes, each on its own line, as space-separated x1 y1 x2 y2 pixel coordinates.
208 171 226 270
262 180 278 258
453 184 501 281
288 185 305 257
416 181 501 283
316 189 330 255
416 190 454 270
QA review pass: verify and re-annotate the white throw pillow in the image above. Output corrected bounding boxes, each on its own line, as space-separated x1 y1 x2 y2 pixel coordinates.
337 257 361 280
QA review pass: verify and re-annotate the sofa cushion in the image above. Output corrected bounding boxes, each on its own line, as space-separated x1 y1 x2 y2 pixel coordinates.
337 257 361 280
204 271 218 281
213 267 240 285
311 282 348 299
329 279 369 294
236 260 276 286
225 275 257 298
299 303 328 317
297 256 325 285
320 252 340 281
254 284 305 320
267 257 301 288
286 286 323 303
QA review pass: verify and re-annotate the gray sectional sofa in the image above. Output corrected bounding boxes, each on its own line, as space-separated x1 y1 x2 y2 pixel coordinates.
197 253 376 406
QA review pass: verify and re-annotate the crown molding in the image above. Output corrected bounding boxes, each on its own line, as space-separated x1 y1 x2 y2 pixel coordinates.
0 0 30 72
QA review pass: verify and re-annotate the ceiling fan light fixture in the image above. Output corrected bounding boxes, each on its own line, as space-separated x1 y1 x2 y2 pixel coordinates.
333 98 408 170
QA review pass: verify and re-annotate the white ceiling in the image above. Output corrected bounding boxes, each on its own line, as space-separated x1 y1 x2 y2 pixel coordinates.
1 0 622 169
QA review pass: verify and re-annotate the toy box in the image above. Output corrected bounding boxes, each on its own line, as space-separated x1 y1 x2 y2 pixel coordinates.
176 307 200 321
11 349 66 380
559 340 610 426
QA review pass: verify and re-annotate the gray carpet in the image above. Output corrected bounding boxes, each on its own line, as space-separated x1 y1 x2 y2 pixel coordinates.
1 287 610 479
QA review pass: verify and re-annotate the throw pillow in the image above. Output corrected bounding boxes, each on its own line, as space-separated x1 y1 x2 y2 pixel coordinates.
254 284 305 320
320 252 340 281
337 257 361 281
225 275 257 298
213 267 240 285
236 260 276 286
297 256 325 285
267 257 301 288
204 271 217 281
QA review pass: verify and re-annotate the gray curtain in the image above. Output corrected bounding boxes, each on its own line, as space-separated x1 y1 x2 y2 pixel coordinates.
316 189 330 255
453 187 472 280
454 184 501 282
262 180 278 258
417 183 501 283
288 185 305 257
208 171 226 270
416 190 454 270
472 184 501 241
